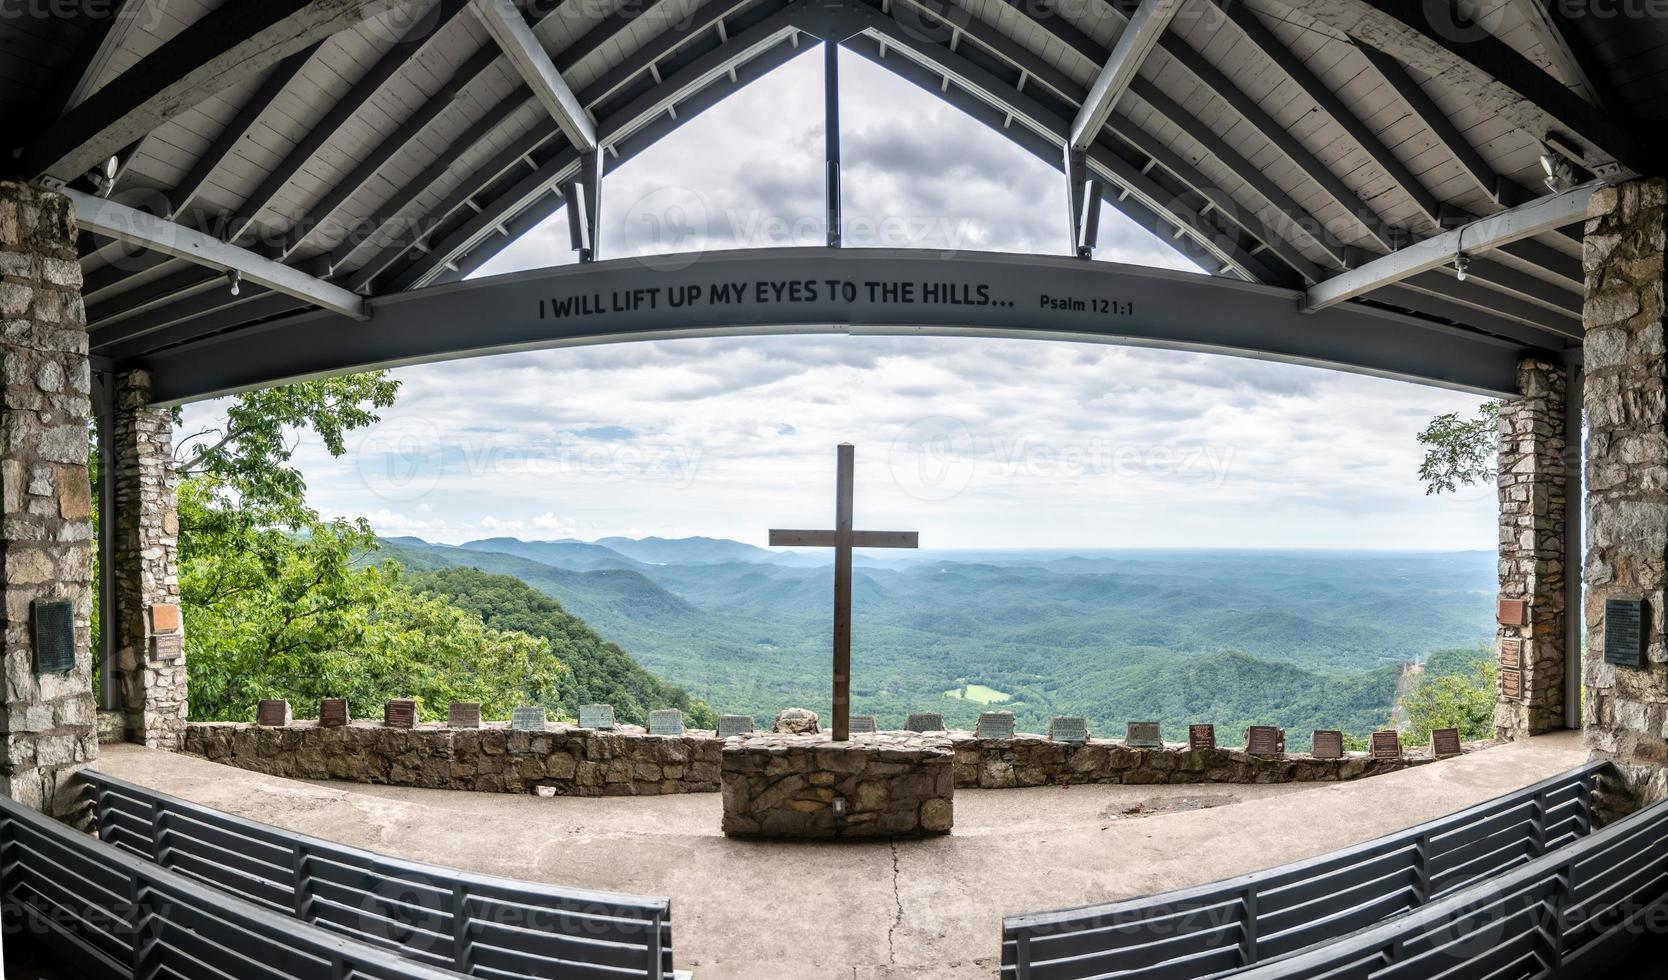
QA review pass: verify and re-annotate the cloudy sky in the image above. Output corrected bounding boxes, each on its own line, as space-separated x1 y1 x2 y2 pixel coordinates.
181 46 1498 551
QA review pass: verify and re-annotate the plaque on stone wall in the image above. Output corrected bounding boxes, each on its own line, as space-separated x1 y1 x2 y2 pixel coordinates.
1048 717 1089 744
256 699 291 727
577 704 615 730
1501 667 1525 700
384 699 417 729
319 698 350 728
1311 730 1344 759
511 706 547 731
148 604 182 633
975 711 1016 741
648 709 684 736
1498 637 1523 670
1603 597 1647 668
1245 725 1284 756
1369 730 1402 760
1188 724 1216 752
1431 727 1463 759
31 600 74 675
1125 722 1162 748
148 631 184 663
848 715 878 735
905 712 945 732
717 714 754 737
1497 597 1528 626
448 702 482 728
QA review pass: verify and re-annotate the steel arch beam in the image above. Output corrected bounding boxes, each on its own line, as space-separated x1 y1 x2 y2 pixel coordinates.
135 247 1534 404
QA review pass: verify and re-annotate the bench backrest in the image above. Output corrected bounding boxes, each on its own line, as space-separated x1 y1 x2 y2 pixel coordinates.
1001 760 1606 979
0 791 469 980
81 769 678 980
1233 794 1668 978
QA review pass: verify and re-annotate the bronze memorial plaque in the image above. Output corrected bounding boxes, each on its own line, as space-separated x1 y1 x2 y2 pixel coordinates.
149 631 184 663
31 600 74 675
448 702 482 728
1369 730 1402 760
1497 597 1528 626
1604 597 1647 668
1188 724 1216 752
149 604 182 633
256 699 290 727
1498 637 1523 670
384 699 417 729
1245 725 1283 756
319 698 350 727
1431 727 1463 759
1501 667 1525 700
1311 730 1344 759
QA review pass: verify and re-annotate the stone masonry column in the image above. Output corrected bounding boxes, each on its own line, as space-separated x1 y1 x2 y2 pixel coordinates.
112 369 186 750
1583 177 1668 810
0 181 98 819
1494 358 1569 739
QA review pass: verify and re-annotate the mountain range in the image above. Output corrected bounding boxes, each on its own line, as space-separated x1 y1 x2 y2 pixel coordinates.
378 535 1497 748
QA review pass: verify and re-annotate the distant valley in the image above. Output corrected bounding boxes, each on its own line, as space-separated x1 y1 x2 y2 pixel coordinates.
379 535 1497 749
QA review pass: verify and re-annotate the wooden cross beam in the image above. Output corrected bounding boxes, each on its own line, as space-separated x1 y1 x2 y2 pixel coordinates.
769 444 918 740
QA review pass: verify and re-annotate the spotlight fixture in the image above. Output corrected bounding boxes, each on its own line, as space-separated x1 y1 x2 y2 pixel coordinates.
225 268 242 297
85 155 119 197
1540 152 1576 193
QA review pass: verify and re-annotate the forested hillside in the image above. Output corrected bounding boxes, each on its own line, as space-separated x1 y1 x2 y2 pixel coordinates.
384 536 1498 748
406 567 715 728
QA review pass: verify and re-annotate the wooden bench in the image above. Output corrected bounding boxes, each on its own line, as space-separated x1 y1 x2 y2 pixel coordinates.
81 769 690 980
1001 760 1606 979
0 790 470 980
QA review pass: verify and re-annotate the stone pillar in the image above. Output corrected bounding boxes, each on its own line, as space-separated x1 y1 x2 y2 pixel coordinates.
112 369 187 750
0 181 98 819
1494 358 1569 739
1583 176 1668 811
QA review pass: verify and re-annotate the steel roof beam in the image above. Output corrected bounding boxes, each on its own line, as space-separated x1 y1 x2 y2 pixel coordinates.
18 0 410 181
471 0 597 151
1069 0 1179 153
63 187 367 320
1304 181 1599 312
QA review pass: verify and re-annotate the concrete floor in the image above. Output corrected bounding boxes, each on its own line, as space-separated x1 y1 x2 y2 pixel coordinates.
93 733 1588 979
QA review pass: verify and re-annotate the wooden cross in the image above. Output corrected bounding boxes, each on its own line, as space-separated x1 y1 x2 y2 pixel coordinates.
769 444 919 740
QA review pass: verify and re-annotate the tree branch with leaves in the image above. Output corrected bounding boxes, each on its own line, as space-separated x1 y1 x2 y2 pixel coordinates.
1416 401 1501 495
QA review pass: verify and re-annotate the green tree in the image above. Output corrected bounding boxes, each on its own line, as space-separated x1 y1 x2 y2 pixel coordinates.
1416 401 1500 495
173 373 565 722
1401 659 1497 743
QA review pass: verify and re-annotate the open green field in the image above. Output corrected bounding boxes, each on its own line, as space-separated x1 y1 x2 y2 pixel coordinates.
945 684 1012 704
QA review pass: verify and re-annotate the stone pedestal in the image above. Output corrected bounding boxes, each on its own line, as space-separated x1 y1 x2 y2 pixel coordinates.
720 733 953 839
1495 358 1569 739
1583 176 1668 813
111 369 187 749
0 180 98 820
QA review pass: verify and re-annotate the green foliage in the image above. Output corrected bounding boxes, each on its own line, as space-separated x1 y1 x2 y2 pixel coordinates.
403 567 716 728
1402 654 1497 743
175 373 566 724
1417 401 1500 495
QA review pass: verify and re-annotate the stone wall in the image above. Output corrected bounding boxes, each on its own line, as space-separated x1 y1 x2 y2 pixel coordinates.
112 369 187 750
184 721 723 796
0 180 98 821
1495 358 1570 739
186 722 1453 796
1583 176 1668 811
948 734 1434 786
721 733 953 838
